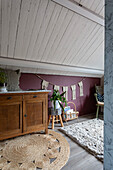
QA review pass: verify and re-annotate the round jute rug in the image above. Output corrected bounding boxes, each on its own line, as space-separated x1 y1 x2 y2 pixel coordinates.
0 130 70 170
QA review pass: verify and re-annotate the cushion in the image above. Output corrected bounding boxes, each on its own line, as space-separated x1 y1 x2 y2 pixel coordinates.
97 101 104 106
4 69 21 91
97 93 104 102
95 85 103 95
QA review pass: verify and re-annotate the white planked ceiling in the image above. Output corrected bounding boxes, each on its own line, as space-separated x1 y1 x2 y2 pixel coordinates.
73 0 104 18
0 0 104 77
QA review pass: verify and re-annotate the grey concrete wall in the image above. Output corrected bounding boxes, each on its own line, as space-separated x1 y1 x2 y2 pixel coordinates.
104 0 113 169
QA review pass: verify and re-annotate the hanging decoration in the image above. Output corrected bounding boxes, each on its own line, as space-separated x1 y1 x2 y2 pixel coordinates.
54 85 60 91
35 74 85 99
71 85 76 100
42 80 49 90
78 81 83 96
63 86 68 101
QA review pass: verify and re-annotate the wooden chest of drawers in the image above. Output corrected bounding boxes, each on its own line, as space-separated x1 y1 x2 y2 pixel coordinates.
0 91 49 140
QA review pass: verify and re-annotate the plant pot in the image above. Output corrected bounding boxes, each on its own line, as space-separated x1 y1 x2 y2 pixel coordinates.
52 100 60 109
0 83 7 92
50 107 62 115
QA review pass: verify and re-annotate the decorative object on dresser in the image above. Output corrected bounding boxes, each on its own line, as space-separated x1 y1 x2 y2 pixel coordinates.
60 118 103 162
4 69 21 91
0 68 7 92
0 91 50 140
0 68 21 92
0 130 70 170
63 102 79 121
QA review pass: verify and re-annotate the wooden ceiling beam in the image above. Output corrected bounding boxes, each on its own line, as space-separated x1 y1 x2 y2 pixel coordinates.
52 0 104 26
0 57 104 77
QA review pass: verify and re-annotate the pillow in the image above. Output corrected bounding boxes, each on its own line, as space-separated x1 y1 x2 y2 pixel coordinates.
97 93 104 102
4 69 21 91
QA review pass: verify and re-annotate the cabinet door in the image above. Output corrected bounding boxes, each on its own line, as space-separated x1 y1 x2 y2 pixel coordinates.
0 101 22 140
23 98 46 133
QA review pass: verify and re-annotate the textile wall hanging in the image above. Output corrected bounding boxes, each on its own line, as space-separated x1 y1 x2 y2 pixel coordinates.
63 86 68 101
36 74 86 100
78 81 83 96
71 85 76 100
42 80 49 90
54 85 60 91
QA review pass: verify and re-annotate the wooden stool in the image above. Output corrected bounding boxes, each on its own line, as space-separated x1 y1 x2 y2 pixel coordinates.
48 107 64 129
48 114 64 129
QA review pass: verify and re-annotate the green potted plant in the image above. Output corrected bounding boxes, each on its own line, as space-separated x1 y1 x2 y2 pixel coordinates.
50 89 67 111
0 68 7 92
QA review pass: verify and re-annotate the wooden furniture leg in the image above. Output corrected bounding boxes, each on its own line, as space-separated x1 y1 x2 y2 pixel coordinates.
45 126 48 134
52 116 55 129
96 105 99 118
56 115 58 123
48 115 51 126
59 115 64 127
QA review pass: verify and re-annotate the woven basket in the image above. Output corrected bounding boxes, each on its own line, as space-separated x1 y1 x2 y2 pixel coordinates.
63 102 79 121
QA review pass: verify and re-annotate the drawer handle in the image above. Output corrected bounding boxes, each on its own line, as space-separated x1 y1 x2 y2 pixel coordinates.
24 114 27 117
33 95 37 98
7 97 12 100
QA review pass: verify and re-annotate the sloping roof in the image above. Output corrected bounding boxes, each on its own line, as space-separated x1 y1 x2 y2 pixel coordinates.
0 0 104 77
74 0 104 17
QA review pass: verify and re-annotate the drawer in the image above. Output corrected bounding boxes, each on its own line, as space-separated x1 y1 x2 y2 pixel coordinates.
24 94 46 100
0 95 22 102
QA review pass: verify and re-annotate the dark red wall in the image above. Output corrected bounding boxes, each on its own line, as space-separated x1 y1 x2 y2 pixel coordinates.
19 73 100 116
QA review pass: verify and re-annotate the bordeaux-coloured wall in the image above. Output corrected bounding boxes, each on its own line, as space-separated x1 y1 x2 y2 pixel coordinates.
19 73 100 116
